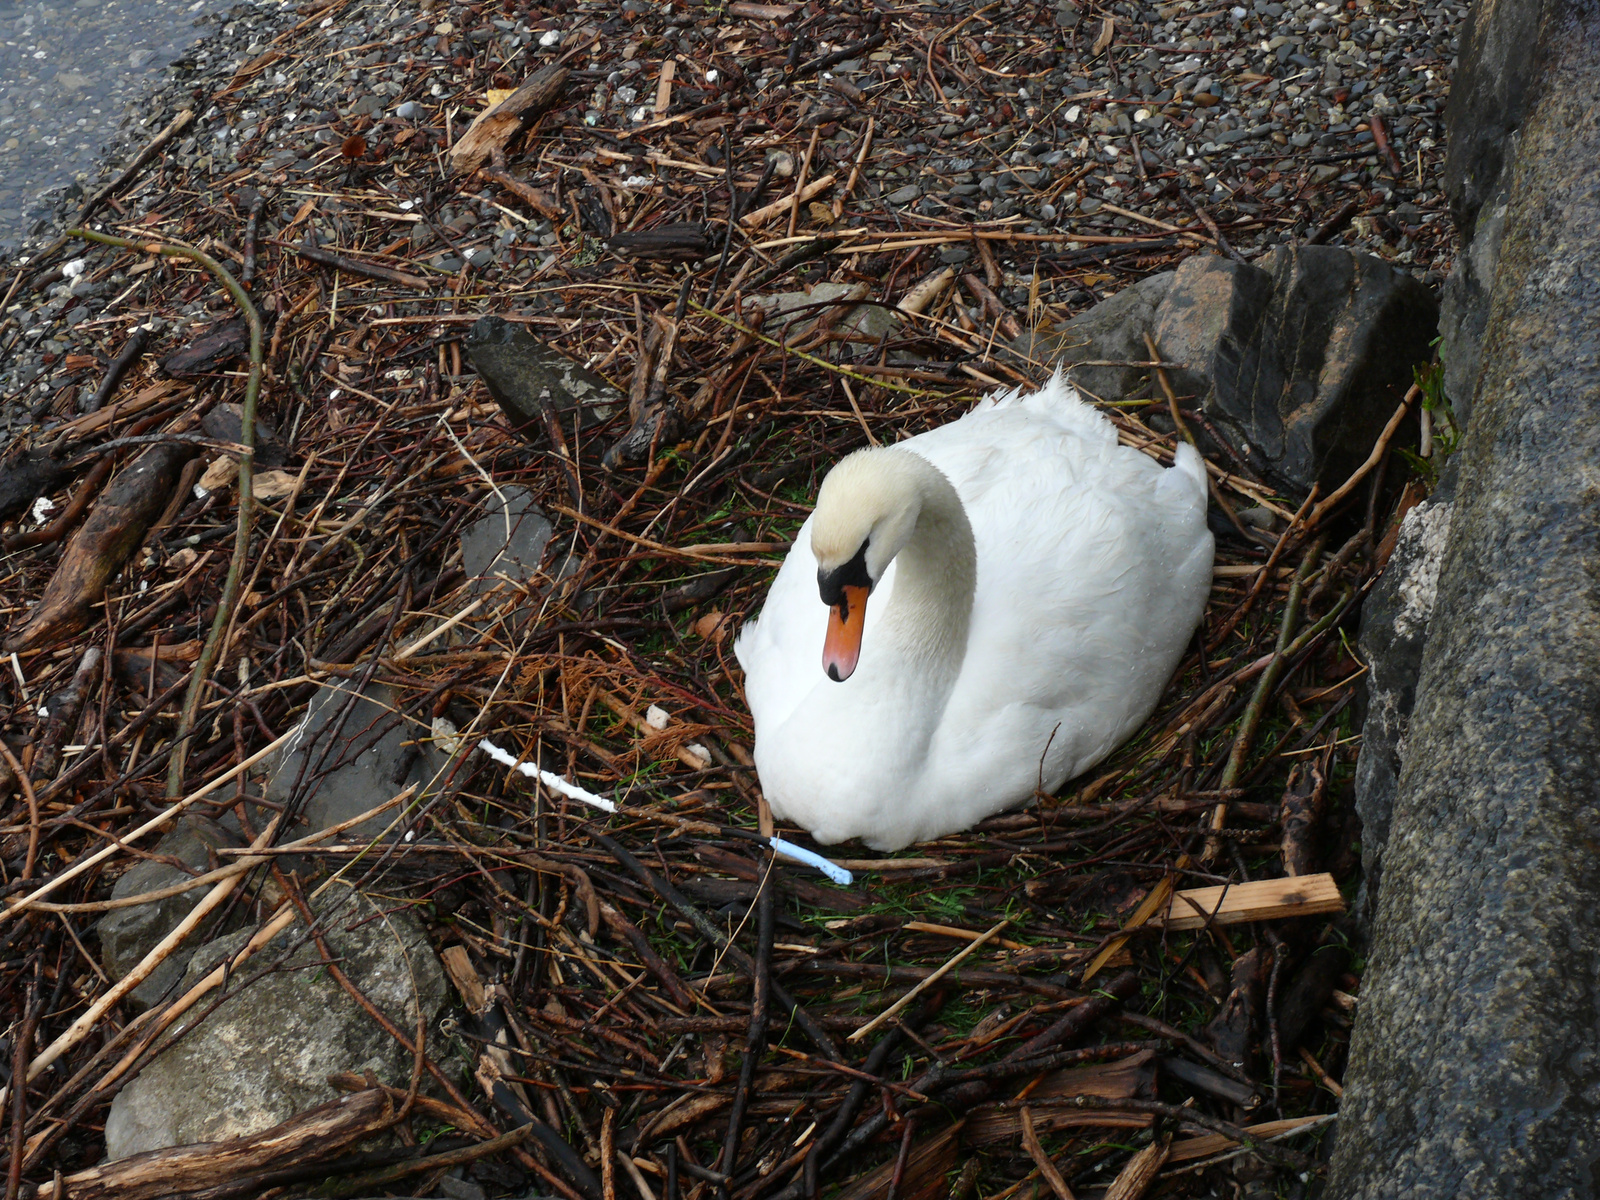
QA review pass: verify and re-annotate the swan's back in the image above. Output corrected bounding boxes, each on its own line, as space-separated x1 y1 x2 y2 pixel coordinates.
735 375 1213 848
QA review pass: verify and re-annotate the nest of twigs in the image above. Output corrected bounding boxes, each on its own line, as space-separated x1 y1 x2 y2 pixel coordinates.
0 1 1438 1194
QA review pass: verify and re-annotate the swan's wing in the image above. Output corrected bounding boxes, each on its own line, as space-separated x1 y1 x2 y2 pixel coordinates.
907 380 1213 796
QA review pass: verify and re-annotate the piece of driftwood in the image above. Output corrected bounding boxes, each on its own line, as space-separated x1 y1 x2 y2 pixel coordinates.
482 149 564 219
1154 873 1345 930
284 237 434 290
1103 1129 1172 1200
29 1089 395 1200
608 223 714 261
1279 761 1327 877
82 325 153 413
25 647 101 785
1273 920 1354 1052
833 1120 963 1200
449 66 570 173
739 174 836 229
1166 1114 1329 1163
965 1052 1158 1142
160 317 250 378
5 443 195 651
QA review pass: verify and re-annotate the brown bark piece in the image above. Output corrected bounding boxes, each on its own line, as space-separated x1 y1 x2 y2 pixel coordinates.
1279 760 1328 877
449 67 570 174
965 1052 1157 1143
1204 947 1269 1070
832 1121 963 1200
5 443 195 652
34 1089 392 1200
1102 1130 1172 1200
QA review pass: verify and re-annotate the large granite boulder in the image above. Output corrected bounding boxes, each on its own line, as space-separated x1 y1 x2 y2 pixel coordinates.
1349 498 1452 926
1327 5 1600 1194
1150 245 1437 496
103 891 447 1160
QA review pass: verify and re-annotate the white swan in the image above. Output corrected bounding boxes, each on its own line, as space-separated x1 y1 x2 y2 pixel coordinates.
734 374 1214 851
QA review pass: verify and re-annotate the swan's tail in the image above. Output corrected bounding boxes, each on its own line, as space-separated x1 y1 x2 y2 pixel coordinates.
1172 440 1209 502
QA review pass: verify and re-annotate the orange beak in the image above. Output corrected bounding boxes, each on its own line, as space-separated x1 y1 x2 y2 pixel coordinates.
823 584 870 682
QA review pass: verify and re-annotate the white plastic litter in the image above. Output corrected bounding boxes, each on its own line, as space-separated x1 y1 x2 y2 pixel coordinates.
474 738 853 885
478 737 616 813
769 838 853 885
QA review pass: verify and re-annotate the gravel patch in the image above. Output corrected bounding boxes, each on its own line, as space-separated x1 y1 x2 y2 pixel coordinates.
0 0 1463 441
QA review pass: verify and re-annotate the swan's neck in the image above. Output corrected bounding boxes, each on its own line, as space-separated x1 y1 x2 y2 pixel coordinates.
877 463 976 682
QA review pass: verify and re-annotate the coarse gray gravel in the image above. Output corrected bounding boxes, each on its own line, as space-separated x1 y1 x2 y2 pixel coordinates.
0 0 1465 441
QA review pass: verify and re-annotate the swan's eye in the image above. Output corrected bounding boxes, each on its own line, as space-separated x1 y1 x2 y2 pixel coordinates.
817 538 872 606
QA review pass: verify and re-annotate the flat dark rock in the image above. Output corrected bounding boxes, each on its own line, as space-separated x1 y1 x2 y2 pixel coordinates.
464 315 625 443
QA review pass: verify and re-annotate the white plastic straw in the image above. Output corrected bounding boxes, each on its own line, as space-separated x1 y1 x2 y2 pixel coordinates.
477 738 617 813
475 738 853 885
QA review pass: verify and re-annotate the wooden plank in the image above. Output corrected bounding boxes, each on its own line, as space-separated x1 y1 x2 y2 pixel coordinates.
1151 873 1344 931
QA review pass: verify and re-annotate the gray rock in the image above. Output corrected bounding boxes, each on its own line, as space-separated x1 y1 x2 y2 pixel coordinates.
1327 11 1600 1195
752 282 900 347
1006 271 1174 401
1440 0 1555 239
96 815 239 1011
1350 498 1452 927
464 315 624 441
461 484 553 592
1151 246 1437 496
266 681 451 841
103 891 447 1160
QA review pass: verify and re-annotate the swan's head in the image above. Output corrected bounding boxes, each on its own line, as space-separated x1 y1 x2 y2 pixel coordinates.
810 449 925 682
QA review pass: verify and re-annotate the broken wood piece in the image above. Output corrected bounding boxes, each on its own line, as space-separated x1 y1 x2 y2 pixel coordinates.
961 273 1023 340
1021 1107 1078 1200
739 173 836 229
607 223 714 262
284 236 435 290
604 309 682 470
449 66 570 173
654 58 674 112
5 443 196 652
159 316 250 377
483 149 564 219
897 266 956 316
1165 1114 1330 1163
966 1052 1158 1143
728 0 798 15
1152 873 1345 930
1279 760 1328 877
82 324 153 414
31 1089 394 1200
832 1121 964 1200
1103 1130 1171 1200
